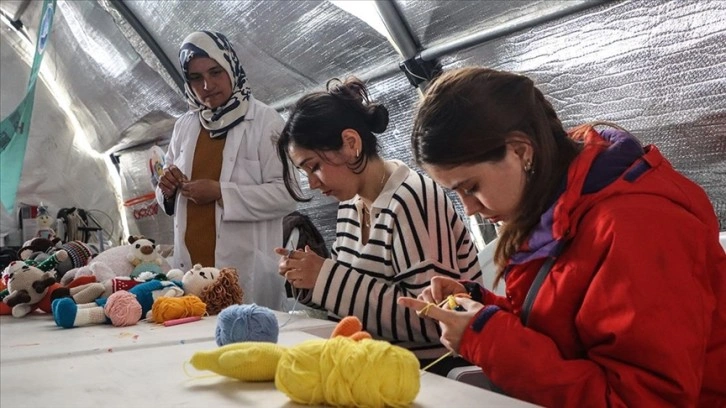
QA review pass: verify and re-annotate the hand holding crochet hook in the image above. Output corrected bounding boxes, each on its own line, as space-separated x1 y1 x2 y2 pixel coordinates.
274 245 325 289
398 276 485 354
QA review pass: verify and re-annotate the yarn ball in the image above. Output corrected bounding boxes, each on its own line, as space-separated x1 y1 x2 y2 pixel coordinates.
151 295 206 323
104 291 142 327
215 304 279 346
276 337 420 407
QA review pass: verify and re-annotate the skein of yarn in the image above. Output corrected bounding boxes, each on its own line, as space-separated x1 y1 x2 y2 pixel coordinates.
276 337 420 407
215 304 279 346
151 295 206 323
104 291 142 327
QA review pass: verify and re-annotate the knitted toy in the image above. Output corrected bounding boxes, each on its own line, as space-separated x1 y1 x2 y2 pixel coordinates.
1 260 105 317
190 316 420 407
34 205 57 241
18 237 60 261
21 249 68 274
54 241 95 280
126 236 164 280
19 239 95 282
148 265 244 324
60 237 171 297
182 264 243 315
52 279 184 328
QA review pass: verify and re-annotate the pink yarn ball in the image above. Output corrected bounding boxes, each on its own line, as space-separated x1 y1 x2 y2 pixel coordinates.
104 291 142 327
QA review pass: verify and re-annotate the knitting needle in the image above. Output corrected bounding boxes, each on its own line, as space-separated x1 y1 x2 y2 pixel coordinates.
163 316 202 327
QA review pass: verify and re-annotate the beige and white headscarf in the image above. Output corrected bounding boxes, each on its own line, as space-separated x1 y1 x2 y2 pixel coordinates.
179 31 251 138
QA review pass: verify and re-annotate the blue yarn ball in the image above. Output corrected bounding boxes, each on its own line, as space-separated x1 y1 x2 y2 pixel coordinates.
215 304 279 346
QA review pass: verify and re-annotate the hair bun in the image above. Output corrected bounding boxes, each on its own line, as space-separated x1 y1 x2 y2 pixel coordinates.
367 104 389 134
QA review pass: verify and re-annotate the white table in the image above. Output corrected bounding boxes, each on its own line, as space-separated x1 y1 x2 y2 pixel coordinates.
0 312 537 407
0 310 335 362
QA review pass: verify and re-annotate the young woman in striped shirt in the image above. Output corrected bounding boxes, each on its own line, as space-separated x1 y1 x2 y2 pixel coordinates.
274 77 482 374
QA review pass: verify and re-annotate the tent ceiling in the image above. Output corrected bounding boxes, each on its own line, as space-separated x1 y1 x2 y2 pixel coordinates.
0 0 610 154
123 0 399 107
1 0 724 239
399 0 588 48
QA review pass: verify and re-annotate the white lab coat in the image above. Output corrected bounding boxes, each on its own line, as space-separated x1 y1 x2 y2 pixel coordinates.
155 97 297 310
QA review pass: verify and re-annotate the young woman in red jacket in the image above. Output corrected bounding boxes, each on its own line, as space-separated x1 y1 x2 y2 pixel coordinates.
398 67 725 407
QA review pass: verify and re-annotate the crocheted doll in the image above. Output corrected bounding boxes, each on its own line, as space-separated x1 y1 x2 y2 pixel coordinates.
148 265 244 324
34 205 57 241
52 279 184 328
181 264 243 315
190 317 420 407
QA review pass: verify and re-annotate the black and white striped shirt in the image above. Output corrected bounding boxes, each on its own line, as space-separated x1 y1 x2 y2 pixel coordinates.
307 160 482 358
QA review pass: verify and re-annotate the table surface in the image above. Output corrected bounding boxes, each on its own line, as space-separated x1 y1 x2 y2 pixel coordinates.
0 310 335 362
0 311 538 407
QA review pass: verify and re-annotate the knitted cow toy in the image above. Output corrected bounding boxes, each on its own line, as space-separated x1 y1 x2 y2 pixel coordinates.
1 260 104 317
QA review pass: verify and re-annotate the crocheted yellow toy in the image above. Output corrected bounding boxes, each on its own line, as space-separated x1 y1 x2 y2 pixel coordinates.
190 316 420 407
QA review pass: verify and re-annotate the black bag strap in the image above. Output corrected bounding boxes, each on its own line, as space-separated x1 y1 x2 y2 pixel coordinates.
520 256 556 326
520 240 568 326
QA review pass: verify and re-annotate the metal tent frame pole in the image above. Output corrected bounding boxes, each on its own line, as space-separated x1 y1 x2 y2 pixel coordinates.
374 0 439 90
274 0 611 110
108 0 185 91
12 0 32 22
374 0 419 61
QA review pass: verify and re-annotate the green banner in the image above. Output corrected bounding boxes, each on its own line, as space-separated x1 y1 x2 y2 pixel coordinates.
0 0 56 212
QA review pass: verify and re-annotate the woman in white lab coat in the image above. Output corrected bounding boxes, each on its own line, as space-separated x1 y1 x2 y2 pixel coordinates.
156 31 296 309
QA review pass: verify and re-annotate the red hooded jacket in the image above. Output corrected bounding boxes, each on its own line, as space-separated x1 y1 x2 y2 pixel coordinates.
460 126 726 407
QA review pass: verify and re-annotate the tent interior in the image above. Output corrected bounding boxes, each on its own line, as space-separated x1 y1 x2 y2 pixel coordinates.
1 0 724 254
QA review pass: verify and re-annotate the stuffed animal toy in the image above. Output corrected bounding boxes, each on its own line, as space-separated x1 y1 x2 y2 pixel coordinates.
18 237 60 261
19 239 94 282
52 279 184 328
60 236 171 296
21 249 69 274
1 260 105 318
126 236 164 279
189 316 420 407
55 241 95 280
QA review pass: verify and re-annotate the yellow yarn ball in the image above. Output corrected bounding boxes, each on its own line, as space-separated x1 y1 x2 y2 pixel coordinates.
275 337 420 407
151 295 206 323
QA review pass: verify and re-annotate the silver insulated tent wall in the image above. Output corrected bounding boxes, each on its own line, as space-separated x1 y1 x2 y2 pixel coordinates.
0 0 724 249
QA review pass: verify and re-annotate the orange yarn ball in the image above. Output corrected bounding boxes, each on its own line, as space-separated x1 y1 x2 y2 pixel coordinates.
151 295 206 323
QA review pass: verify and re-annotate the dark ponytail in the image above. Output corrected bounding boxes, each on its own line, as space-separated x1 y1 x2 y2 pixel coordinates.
277 77 387 201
